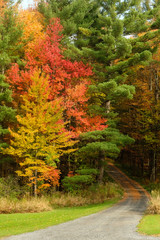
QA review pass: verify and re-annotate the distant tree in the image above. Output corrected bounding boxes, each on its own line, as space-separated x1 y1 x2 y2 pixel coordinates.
118 47 160 181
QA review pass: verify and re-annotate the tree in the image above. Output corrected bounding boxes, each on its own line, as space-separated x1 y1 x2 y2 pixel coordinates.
0 0 23 74
0 74 15 174
18 8 45 55
2 71 76 196
78 121 134 182
0 0 23 176
38 0 98 55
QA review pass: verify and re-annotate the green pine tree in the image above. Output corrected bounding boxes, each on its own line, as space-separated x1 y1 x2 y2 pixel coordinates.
38 0 99 59
78 121 134 182
0 0 23 74
0 0 23 174
0 75 15 161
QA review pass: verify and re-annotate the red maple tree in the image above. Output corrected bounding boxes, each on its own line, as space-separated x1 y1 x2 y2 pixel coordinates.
7 18 106 137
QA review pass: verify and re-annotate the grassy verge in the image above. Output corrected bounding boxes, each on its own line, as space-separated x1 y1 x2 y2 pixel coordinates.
138 215 160 236
0 198 119 238
138 190 160 236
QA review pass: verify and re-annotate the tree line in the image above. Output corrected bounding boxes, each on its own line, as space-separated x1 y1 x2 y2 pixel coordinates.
0 0 160 195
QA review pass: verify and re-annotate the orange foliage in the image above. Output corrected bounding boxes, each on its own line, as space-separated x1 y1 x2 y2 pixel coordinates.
41 167 61 188
0 0 7 16
67 171 74 177
18 9 45 54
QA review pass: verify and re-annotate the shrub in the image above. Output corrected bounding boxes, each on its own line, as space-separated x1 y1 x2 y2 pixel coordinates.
147 190 160 214
76 168 99 177
62 168 99 193
0 176 26 199
62 175 94 192
84 182 123 202
145 182 160 193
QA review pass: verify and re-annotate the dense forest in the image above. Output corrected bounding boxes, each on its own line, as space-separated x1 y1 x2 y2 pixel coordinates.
1 0 160 197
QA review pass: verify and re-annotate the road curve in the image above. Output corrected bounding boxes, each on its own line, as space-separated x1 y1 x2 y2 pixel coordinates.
6 163 160 240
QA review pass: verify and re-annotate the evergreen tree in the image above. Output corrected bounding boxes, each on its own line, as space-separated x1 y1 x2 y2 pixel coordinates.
0 0 23 74
38 0 99 59
78 121 134 182
0 75 15 150
0 0 23 174
0 74 16 176
38 0 97 37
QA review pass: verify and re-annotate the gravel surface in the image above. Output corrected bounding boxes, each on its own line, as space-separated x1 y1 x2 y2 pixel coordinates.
6 164 160 240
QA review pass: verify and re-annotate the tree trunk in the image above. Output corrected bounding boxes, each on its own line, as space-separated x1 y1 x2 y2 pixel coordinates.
149 68 159 182
99 158 105 183
99 165 104 183
2 66 4 75
106 101 111 114
153 151 156 181
154 69 159 104
150 150 156 182
34 169 37 197
141 158 144 177
149 72 152 91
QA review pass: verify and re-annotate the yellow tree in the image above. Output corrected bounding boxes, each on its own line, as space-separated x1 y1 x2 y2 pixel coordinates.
18 8 45 55
2 71 76 196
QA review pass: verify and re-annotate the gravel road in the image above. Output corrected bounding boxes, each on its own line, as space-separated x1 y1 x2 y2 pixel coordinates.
6 163 160 240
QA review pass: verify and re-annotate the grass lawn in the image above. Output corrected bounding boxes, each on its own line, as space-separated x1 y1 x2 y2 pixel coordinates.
138 215 160 236
0 198 119 238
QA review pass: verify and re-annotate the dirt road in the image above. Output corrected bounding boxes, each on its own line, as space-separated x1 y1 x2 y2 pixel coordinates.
6 163 160 240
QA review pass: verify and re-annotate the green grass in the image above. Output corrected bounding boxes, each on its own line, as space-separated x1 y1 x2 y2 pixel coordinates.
138 215 160 236
0 198 119 238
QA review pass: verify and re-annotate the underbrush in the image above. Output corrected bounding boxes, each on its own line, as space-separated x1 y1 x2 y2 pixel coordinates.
0 182 123 213
0 176 26 199
144 182 160 193
49 182 123 208
147 190 160 214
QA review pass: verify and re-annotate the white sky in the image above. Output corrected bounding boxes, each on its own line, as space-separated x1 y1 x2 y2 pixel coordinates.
21 0 35 9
